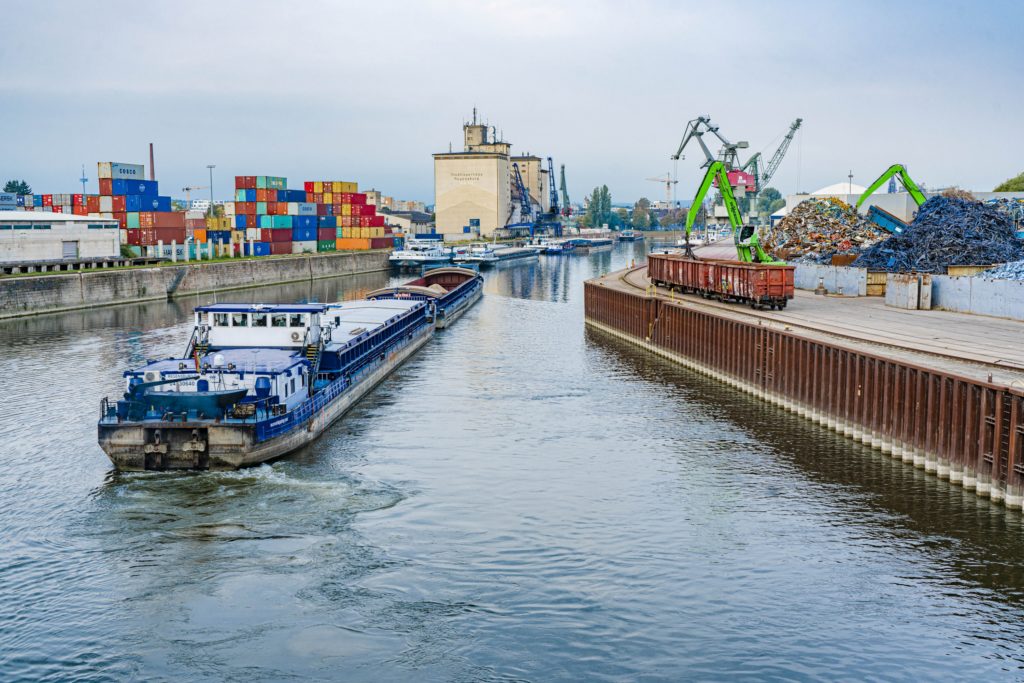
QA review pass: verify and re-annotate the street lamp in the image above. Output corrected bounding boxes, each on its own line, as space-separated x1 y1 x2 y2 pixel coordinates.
207 164 216 217
848 170 853 201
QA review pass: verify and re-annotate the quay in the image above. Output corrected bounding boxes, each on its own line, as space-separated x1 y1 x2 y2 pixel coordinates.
585 264 1024 509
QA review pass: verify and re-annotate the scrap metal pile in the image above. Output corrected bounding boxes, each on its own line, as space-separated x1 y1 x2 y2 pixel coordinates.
853 196 1024 273
980 260 1024 281
761 198 886 263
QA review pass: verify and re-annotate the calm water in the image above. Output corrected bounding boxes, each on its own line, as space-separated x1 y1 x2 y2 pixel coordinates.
3 243 1024 681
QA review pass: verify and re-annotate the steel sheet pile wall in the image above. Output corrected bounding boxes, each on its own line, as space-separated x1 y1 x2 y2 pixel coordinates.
585 280 1024 508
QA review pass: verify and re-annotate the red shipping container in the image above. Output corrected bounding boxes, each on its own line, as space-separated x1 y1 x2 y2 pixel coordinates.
112 195 126 212
362 204 376 216
126 229 151 246
270 228 292 243
72 206 88 216
304 181 314 193
317 204 328 216
352 193 367 205
235 176 246 190
270 241 292 255
244 176 257 189
317 227 335 241
52 205 64 214
99 179 112 195
154 227 186 243
255 189 269 202
113 212 126 228
369 216 385 227
234 202 248 214
42 195 53 207
72 194 84 206
266 202 277 215
369 237 393 249
311 193 322 204
86 195 100 213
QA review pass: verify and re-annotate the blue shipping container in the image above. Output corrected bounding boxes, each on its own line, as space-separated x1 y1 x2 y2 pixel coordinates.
156 196 171 212
15 195 25 206
0 193 16 206
112 178 158 197
126 195 162 211
236 214 248 229
245 189 257 202
298 203 317 216
318 216 337 228
293 215 317 229
245 241 271 256
292 226 317 242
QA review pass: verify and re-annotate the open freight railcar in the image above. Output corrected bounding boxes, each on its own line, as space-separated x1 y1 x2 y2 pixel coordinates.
648 253 795 310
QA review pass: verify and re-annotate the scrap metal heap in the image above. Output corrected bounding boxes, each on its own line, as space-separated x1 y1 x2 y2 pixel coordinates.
853 196 1024 273
980 261 1024 281
761 198 886 263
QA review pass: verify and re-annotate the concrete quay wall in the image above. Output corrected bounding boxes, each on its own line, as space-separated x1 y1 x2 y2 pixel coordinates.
585 278 1024 512
0 251 390 319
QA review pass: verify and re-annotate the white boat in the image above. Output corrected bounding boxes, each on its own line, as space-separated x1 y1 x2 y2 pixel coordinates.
454 243 503 264
389 239 452 267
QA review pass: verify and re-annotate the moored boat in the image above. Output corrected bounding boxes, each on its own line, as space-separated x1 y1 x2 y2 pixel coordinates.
97 268 483 471
389 238 453 269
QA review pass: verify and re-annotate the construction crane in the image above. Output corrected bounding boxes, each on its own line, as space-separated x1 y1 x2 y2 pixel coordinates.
547 157 559 216
182 185 209 206
646 174 678 208
740 118 802 194
559 164 571 216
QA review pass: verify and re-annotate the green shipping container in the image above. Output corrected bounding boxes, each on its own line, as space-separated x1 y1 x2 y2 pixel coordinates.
256 176 267 189
336 227 345 238
256 201 267 214
235 189 246 201
259 215 272 229
126 212 140 229
273 215 291 228
317 240 336 252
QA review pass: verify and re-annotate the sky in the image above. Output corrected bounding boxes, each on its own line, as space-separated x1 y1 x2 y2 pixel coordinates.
2 0 1022 205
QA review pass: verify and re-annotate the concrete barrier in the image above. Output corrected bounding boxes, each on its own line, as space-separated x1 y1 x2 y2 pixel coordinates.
931 275 1024 321
0 250 390 319
793 264 867 296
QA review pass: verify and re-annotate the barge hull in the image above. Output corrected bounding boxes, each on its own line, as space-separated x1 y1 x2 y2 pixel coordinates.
98 323 434 470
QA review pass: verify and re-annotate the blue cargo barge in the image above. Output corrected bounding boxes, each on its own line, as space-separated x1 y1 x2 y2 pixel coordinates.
97 267 483 470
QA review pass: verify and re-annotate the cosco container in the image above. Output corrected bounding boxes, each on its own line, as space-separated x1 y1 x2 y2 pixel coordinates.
244 241 271 256
293 215 317 230
0 193 16 206
292 226 317 242
298 202 317 216
98 162 145 180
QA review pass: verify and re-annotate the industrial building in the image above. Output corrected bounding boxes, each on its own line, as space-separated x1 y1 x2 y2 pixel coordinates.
433 111 553 239
0 212 120 263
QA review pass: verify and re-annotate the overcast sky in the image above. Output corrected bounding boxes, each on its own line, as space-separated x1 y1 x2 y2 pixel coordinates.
2 0 1022 205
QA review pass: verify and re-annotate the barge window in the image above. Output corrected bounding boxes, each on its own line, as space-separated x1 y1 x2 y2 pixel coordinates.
289 314 304 327
271 314 288 327
231 313 248 327
213 313 229 326
252 313 267 327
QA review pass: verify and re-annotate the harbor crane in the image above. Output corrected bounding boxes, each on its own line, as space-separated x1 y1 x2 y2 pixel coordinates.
547 157 560 216
182 185 209 205
646 174 678 208
740 118 802 194
559 164 572 216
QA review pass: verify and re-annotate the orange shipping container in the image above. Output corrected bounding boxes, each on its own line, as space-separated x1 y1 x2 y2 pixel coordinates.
335 237 372 250
193 228 207 242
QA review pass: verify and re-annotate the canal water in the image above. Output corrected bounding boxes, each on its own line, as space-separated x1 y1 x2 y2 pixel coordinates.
3 243 1024 681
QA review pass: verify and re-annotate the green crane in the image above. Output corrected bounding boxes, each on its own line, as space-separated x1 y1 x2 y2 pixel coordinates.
684 161 783 264
856 164 927 209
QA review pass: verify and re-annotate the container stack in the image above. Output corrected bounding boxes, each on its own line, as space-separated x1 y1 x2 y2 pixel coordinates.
95 162 179 247
232 176 394 256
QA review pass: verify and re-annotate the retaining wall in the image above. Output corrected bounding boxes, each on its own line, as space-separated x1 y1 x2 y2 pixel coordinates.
0 250 390 319
931 275 1024 321
793 264 867 296
585 280 1024 510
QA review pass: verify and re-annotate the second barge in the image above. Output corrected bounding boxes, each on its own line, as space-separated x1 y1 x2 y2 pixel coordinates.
97 267 482 470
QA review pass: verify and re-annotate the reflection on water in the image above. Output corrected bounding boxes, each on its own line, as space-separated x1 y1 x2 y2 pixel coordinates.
3 242 1024 681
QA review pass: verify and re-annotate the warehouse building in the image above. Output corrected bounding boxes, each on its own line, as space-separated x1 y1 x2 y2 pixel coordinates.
0 212 120 263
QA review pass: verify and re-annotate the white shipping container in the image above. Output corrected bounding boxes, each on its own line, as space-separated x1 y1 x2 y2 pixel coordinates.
99 196 113 213
291 240 316 254
223 202 235 216
246 228 259 241
97 162 145 180
287 202 298 216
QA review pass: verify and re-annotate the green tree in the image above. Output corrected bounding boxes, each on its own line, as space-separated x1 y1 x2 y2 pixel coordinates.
614 208 629 228
631 197 651 229
756 187 782 215
583 185 615 228
649 212 660 228
4 179 31 194
995 172 1024 192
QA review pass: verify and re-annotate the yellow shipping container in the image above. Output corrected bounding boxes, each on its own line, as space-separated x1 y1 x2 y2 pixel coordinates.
313 181 323 193
323 193 333 204
332 181 342 193
231 230 245 244
340 204 351 216
341 181 358 193
336 237 371 250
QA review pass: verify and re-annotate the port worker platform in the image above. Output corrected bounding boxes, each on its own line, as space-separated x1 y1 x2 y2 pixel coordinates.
598 264 1024 386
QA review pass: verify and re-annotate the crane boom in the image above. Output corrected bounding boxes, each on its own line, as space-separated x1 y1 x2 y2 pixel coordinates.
547 157 559 216
856 164 927 209
559 164 571 216
671 115 748 170
740 118 802 192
